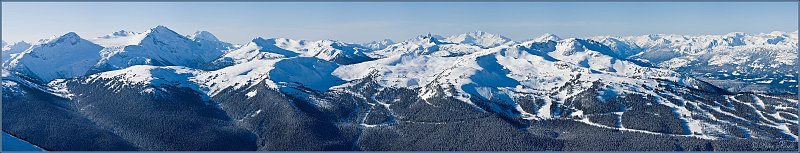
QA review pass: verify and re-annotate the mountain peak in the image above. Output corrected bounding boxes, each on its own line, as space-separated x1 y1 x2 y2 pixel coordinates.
189 31 220 41
153 25 171 31
534 33 561 42
147 25 180 36
140 25 189 42
415 34 444 44
63 32 80 38
47 32 82 44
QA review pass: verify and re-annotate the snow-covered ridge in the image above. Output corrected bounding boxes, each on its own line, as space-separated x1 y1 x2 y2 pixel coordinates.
77 55 343 97
444 30 514 48
367 34 484 58
214 37 373 66
533 33 562 42
83 65 201 89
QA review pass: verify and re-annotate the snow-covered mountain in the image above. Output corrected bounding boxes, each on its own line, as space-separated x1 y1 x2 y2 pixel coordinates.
443 31 514 48
3 26 236 83
210 37 372 67
367 34 484 58
200 56 344 96
335 37 722 119
589 31 799 93
187 30 238 54
90 26 230 72
362 39 395 50
532 33 562 42
2 41 32 64
6 32 104 83
3 28 797 151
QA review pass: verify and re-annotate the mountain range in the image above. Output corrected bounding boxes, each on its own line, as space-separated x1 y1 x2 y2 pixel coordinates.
2 26 797 151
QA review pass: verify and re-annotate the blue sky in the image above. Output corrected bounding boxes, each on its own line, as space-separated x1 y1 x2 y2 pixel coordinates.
2 2 797 44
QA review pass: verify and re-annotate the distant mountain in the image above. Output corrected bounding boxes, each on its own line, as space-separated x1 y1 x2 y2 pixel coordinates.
362 39 395 50
2 41 31 64
210 37 372 68
443 31 514 48
532 33 562 42
367 34 483 58
589 31 799 93
187 30 238 55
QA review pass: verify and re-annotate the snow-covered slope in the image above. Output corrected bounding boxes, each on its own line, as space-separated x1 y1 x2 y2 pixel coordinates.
79 55 344 97
333 37 795 140
335 37 713 109
2 132 44 151
299 39 374 64
199 56 343 96
82 65 203 93
6 32 104 83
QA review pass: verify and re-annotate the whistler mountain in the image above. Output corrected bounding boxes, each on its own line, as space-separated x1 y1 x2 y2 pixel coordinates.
2 27 797 151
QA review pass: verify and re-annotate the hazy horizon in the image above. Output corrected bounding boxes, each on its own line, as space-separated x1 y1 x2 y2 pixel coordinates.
3 2 798 44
